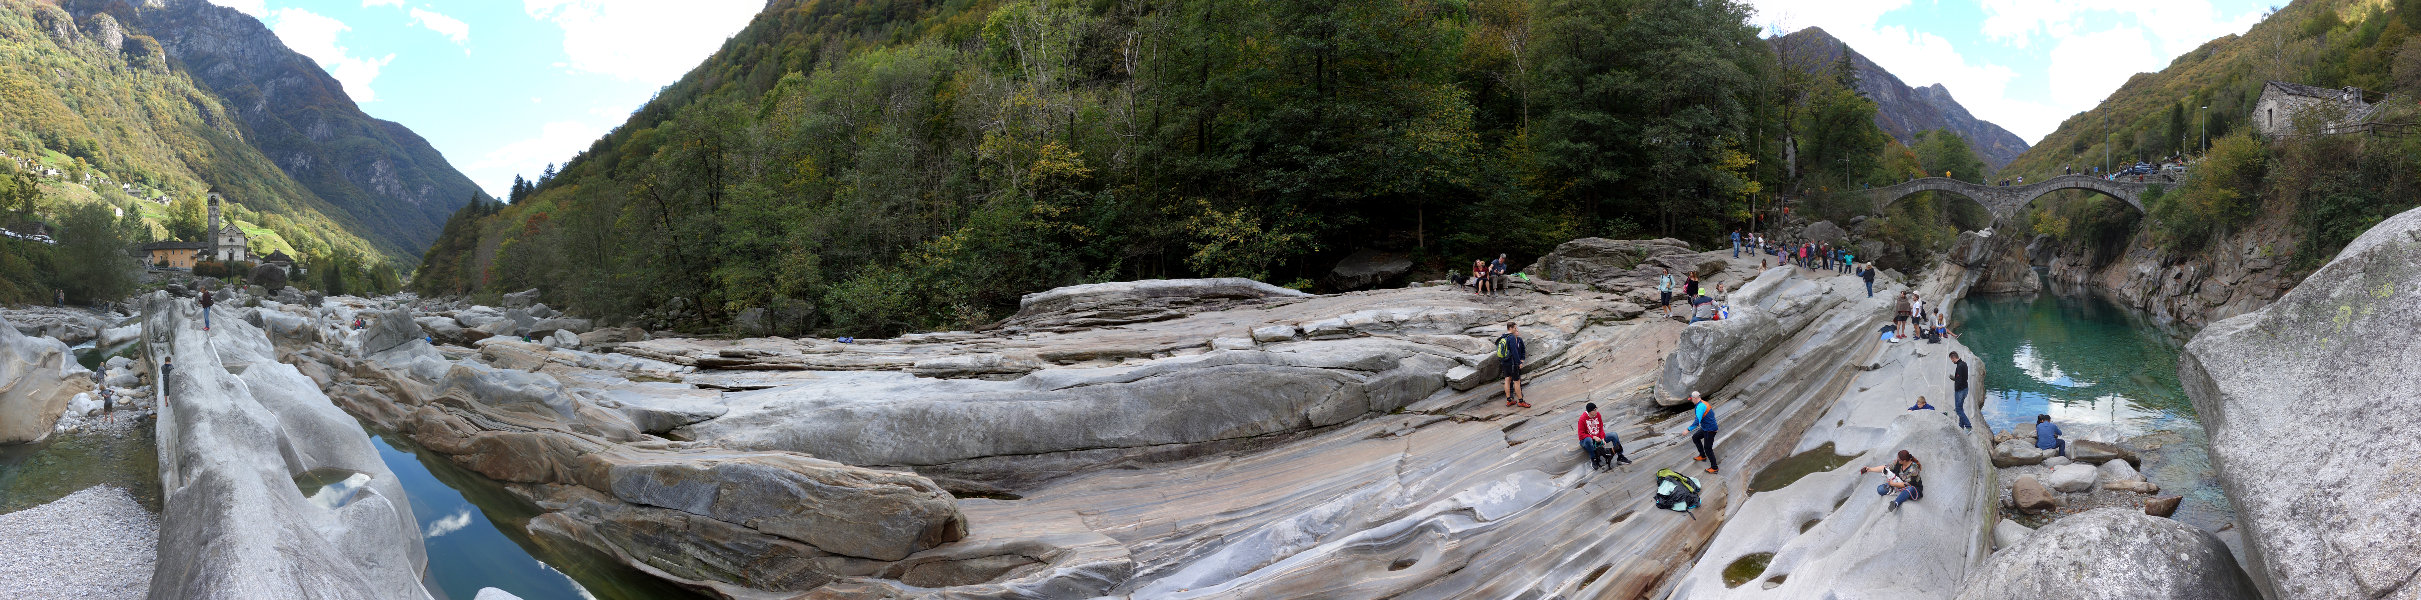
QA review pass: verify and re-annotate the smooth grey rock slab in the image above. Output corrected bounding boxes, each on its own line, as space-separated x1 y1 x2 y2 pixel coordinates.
1955 508 2257 600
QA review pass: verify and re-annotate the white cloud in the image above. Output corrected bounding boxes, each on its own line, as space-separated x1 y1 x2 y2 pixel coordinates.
265 9 396 103
207 0 266 17
408 8 471 48
467 120 610 198
362 0 404 7
523 0 762 82
424 509 474 538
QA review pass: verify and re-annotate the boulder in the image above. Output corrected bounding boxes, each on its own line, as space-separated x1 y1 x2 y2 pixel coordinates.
1953 508 2258 600
502 288 541 309
531 317 594 337
734 308 770 336
357 308 426 357
275 286 306 305
1520 237 1692 285
0 315 91 444
2012 477 2055 513
2045 463 2099 493
2067 439 2134 466
1324 249 1412 291
248 263 289 289
1993 519 2033 550
5 309 105 345
99 323 141 348
2097 458 2144 485
2178 206 2421 600
547 330 581 349
1655 266 1855 405
1802 220 1845 245
997 279 1309 333
1250 325 1299 343
417 317 467 345
502 308 539 337
1209 337 1255 351
1991 439 2048 467
304 290 325 307
454 306 507 329
2041 455 2072 468
579 327 648 346
2144 496 2181 518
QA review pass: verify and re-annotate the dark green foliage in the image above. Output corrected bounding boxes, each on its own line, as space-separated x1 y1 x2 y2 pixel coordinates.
2148 133 2264 251
414 0 1830 337
48 201 136 303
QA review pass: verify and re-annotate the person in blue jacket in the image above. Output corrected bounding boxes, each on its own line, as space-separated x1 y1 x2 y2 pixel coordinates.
1496 323 1529 408
1688 391 1720 474
2036 414 2066 457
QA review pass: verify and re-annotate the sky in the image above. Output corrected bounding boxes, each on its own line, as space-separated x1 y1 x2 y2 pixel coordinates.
204 0 765 199
1745 0 2274 145
205 0 2281 198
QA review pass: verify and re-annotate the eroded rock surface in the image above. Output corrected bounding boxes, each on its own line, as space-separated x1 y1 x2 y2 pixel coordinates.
1955 508 2257 600
0 314 92 444
2179 205 2421 600
140 292 431 599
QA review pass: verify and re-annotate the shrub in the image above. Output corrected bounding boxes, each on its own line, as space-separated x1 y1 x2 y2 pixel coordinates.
192 260 227 277
2149 134 2265 251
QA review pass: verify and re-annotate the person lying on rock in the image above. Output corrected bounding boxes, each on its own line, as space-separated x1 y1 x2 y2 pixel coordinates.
1860 450 1924 510
2035 414 2067 457
1907 397 1936 411
1577 403 1630 470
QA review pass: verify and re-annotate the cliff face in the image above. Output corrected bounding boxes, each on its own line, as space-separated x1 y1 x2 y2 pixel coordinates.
97 0 483 257
2034 207 2300 327
1774 27 2032 170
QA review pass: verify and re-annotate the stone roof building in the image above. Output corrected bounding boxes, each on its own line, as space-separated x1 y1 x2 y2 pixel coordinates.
141 241 208 270
2254 81 2379 136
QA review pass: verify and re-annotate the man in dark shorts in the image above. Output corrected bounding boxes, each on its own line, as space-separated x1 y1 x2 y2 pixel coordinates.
1497 323 1528 408
1658 269 1676 317
1893 292 1911 341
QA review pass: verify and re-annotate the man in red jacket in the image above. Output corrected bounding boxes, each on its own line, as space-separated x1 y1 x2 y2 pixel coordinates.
1578 403 1630 470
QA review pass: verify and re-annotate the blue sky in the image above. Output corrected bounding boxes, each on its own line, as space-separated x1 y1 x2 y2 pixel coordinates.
1747 0 2274 145
204 0 764 199
208 0 2280 197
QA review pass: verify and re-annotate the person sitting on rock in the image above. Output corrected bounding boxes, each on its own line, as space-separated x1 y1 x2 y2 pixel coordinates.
1577 402 1630 470
1689 293 1716 323
1859 450 1924 510
1907 396 1936 411
2035 414 2067 457
1472 260 1491 295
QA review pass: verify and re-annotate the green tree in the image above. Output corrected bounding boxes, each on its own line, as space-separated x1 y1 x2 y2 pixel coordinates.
50 202 137 304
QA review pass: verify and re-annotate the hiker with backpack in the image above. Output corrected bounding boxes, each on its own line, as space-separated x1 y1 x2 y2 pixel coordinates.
1688 391 1720 474
1859 450 1924 511
1577 402 1630 470
198 285 215 332
1497 323 1529 408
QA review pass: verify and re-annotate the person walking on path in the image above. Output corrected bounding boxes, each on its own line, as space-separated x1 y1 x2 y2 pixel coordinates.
1859 450 1924 510
1948 352 1973 430
1658 269 1677 318
1731 229 1742 258
158 356 174 403
1578 403 1630 470
2035 414 2066 456
1688 392 1720 474
198 286 215 332
1496 323 1529 408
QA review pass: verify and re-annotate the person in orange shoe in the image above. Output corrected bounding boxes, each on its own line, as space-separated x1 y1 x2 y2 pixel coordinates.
1687 391 1720 474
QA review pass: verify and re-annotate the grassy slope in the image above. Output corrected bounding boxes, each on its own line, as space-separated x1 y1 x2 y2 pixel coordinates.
2003 0 2409 178
0 0 392 263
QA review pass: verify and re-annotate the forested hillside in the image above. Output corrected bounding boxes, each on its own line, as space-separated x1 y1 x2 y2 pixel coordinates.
0 0 392 270
2008 0 2421 268
414 0 1984 336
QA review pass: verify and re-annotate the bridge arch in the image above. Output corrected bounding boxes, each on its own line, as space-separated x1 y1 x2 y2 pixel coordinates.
1865 175 2160 221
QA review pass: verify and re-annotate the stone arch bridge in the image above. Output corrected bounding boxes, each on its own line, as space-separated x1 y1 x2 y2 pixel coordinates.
1866 175 2166 220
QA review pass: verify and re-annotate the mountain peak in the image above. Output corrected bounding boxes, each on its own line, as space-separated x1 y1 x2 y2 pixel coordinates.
1772 29 2030 170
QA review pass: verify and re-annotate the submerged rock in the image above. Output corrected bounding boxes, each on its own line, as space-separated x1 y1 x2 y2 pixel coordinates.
1955 508 2258 600
2179 205 2421 600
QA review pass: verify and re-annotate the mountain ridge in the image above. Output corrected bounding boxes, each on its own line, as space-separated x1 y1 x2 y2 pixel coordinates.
1774 27 2032 171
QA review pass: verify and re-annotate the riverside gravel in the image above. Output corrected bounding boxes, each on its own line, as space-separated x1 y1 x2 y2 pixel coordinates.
0 485 156 598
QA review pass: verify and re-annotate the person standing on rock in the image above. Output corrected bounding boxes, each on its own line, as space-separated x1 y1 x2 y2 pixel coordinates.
1496 323 1529 409
1893 292 1912 340
1658 269 1676 318
54 288 64 307
1859 450 1924 510
198 285 214 332
1948 352 1973 430
1688 392 1720 475
2035 414 2066 457
1860 263 1875 297
1578 403 1629 470
1731 229 1741 258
